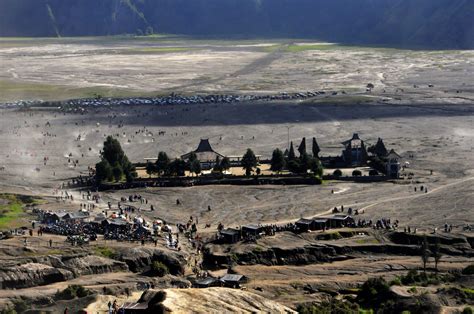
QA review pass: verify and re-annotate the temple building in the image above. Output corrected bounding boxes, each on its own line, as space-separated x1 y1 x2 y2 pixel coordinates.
386 149 402 178
341 133 368 167
181 139 224 169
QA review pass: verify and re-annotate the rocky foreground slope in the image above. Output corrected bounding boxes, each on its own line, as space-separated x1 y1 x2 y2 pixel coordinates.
86 288 296 313
0 246 186 290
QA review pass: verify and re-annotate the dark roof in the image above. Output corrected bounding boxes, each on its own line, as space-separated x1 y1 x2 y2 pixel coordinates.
242 224 261 231
319 215 353 221
387 149 402 158
104 218 129 226
313 219 329 223
220 274 244 282
53 212 69 218
331 214 353 221
342 133 362 146
296 218 313 225
195 139 214 152
195 277 218 286
65 212 89 219
221 228 240 236
181 139 224 161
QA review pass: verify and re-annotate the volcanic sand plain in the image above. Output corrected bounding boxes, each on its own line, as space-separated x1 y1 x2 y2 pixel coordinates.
0 37 473 311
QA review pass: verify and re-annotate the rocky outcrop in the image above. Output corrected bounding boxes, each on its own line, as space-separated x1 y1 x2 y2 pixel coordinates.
204 239 473 267
117 248 186 275
61 255 128 277
204 244 351 267
0 262 73 289
124 288 297 313
388 232 474 256
0 253 129 289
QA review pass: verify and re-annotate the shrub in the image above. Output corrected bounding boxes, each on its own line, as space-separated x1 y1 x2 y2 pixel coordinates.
333 169 342 177
151 261 169 277
357 277 391 308
352 170 362 177
297 299 359 314
94 246 117 259
462 264 474 275
56 285 91 300
389 277 402 286
368 169 379 176
316 232 343 241
463 306 473 314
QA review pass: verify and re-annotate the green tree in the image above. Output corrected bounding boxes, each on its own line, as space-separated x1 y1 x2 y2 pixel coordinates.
352 169 362 176
297 137 306 156
241 148 257 176
287 142 296 161
101 136 125 165
369 138 388 157
357 277 391 309
213 156 223 173
287 159 301 174
432 238 442 272
299 152 310 174
420 235 431 273
96 136 136 183
112 163 123 182
190 159 201 176
95 159 113 183
156 151 170 176
220 156 231 172
333 169 342 177
309 157 323 177
312 137 321 157
169 158 186 176
146 162 155 178
270 148 285 173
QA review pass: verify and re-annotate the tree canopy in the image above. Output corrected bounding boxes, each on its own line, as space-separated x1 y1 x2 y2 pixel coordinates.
312 137 320 157
287 142 296 161
156 151 170 175
241 148 257 176
270 148 285 173
95 136 136 183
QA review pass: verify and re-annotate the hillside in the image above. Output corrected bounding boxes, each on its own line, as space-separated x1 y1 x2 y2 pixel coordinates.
0 0 473 49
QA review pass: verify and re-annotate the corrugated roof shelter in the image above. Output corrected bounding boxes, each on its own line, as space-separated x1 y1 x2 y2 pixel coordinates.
220 228 241 243
242 224 262 237
318 214 355 228
194 277 220 288
220 274 247 288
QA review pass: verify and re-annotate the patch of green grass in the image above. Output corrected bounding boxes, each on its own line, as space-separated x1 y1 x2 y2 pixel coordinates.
93 246 117 259
55 285 92 300
0 194 29 230
151 261 169 277
355 238 380 244
252 245 265 253
316 231 343 241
